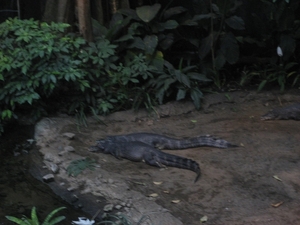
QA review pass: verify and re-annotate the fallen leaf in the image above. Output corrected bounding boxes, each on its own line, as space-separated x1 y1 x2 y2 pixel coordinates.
153 181 162 185
171 199 180 204
148 193 158 198
271 201 284 208
240 143 244 147
132 181 146 186
163 190 169 194
273 175 282 182
191 120 197 123
200 215 208 223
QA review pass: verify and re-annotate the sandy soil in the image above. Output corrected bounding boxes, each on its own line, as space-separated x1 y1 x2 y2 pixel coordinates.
33 90 300 225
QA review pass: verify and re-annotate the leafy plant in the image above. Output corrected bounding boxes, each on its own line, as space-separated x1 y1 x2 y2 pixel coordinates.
6 206 66 225
0 18 88 133
67 158 96 177
151 60 211 109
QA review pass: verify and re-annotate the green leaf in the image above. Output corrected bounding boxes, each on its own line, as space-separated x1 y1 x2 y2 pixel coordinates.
42 207 66 225
144 35 158 55
161 20 178 30
188 72 211 82
136 3 161 22
192 13 213 22
219 32 239 64
50 74 56 83
176 89 186 100
190 88 203 109
163 6 187 19
5 216 28 225
225 16 245 30
31 207 39 225
258 80 267 91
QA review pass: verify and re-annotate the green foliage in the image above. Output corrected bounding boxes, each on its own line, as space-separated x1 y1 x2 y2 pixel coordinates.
240 61 298 92
67 157 96 177
1 1 299 135
151 60 210 109
0 18 87 131
6 206 66 225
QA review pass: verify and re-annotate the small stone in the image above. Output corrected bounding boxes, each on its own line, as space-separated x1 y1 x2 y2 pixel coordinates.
64 146 75 152
115 205 122 210
67 187 76 192
120 202 126 206
108 178 114 184
44 162 59 174
42 174 54 183
62 132 75 139
103 204 114 212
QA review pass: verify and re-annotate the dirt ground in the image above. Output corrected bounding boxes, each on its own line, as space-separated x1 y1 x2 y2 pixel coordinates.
33 90 300 225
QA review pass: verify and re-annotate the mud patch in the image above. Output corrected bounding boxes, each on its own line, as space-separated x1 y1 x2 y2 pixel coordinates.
32 90 300 225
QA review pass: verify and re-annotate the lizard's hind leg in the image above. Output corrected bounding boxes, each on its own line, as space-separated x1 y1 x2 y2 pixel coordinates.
143 152 166 168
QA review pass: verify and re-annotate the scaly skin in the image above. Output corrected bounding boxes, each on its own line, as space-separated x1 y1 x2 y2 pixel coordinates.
90 133 237 182
261 103 300 121
90 140 201 182
97 133 237 149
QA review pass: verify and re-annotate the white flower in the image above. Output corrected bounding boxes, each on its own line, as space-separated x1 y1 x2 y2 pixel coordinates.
277 46 283 57
72 217 95 225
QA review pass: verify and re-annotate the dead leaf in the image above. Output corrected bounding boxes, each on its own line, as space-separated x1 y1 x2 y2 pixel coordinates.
153 181 162 185
148 193 158 198
200 215 208 223
240 143 244 147
163 190 169 194
273 175 282 182
271 201 284 208
171 199 180 204
132 181 146 186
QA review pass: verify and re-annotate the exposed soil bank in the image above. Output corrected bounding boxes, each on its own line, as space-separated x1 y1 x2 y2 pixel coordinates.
32 90 300 225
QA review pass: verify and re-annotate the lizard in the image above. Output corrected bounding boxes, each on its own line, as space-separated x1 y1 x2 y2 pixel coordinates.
95 132 237 150
261 103 300 121
89 140 201 183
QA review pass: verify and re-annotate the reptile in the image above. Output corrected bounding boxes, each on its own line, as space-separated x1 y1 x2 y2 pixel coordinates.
95 132 237 149
90 140 201 182
261 103 300 120
90 133 236 182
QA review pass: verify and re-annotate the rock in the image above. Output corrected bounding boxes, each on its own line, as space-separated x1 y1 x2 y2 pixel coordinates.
108 178 114 184
62 132 75 139
64 146 75 152
44 152 62 164
103 204 114 212
44 161 59 174
115 205 122 210
67 187 76 192
42 174 55 183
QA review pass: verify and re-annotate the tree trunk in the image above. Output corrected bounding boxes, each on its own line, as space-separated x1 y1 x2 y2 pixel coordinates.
43 0 74 24
77 0 93 42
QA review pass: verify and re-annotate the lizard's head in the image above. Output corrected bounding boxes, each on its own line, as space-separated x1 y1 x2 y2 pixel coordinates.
89 139 106 152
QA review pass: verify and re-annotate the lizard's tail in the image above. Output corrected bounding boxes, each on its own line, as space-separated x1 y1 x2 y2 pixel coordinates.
156 153 201 183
